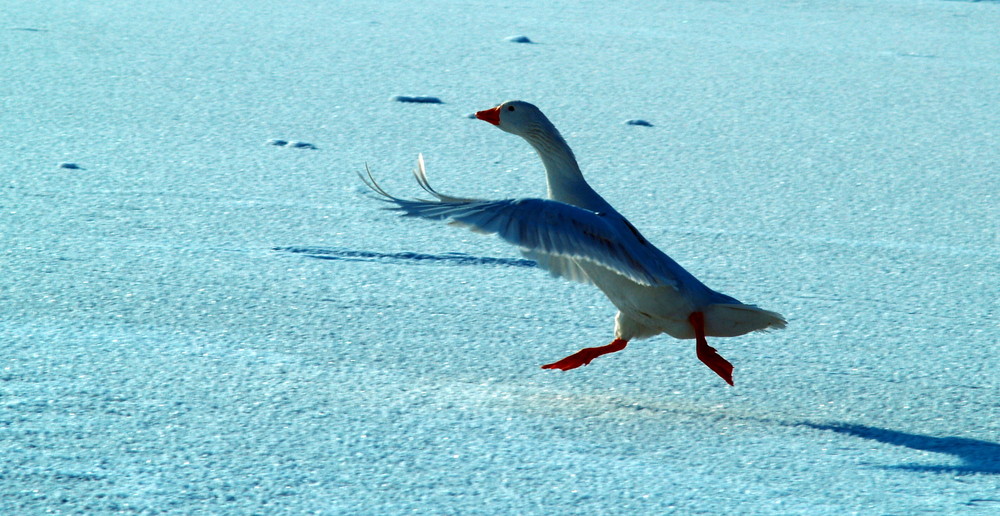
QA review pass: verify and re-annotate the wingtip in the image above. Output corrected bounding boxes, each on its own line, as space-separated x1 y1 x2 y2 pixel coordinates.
411 153 452 202
358 162 396 200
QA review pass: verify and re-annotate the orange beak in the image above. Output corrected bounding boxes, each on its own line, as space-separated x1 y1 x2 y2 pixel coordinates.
475 106 501 126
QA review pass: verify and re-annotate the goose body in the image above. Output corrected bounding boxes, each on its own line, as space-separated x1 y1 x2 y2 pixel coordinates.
361 100 785 385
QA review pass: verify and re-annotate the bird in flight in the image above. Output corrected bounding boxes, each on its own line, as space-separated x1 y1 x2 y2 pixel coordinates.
360 100 785 385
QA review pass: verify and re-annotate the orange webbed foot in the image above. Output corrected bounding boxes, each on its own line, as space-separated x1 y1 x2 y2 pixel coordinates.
541 339 628 371
689 312 734 386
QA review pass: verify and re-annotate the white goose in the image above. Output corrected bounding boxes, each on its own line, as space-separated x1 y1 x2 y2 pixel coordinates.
361 100 785 385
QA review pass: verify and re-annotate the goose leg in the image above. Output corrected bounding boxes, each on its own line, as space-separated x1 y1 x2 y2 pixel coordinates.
689 311 734 385
541 339 628 371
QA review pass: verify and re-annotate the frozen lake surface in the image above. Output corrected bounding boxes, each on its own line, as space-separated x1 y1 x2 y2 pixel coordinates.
2 0 998 513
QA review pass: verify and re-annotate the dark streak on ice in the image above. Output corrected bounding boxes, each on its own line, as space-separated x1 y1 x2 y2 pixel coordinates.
276 246 536 268
267 139 316 149
391 96 444 104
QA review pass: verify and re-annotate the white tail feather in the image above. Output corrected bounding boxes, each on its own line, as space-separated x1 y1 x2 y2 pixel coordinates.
704 303 787 338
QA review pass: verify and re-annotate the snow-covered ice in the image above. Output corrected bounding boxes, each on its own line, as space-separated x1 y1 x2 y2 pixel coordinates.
2 0 998 514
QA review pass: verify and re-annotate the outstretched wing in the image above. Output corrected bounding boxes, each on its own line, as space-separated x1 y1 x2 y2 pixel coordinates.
360 157 680 289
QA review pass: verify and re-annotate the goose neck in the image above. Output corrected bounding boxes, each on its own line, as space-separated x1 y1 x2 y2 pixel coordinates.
523 126 611 212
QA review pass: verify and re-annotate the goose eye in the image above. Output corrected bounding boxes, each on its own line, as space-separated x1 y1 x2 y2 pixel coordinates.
507 105 515 111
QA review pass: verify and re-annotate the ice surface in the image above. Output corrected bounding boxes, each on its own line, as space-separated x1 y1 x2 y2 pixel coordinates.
2 0 998 514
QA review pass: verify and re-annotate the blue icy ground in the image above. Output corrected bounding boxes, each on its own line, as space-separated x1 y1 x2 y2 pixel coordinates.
2 0 998 513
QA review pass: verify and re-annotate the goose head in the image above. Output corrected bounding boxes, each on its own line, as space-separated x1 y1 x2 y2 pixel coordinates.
474 100 611 211
475 100 554 138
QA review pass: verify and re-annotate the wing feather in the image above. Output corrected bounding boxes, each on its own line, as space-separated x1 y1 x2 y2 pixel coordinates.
360 158 681 289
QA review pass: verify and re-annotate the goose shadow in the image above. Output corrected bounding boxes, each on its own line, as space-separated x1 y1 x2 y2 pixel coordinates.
275 246 537 269
800 421 1000 475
